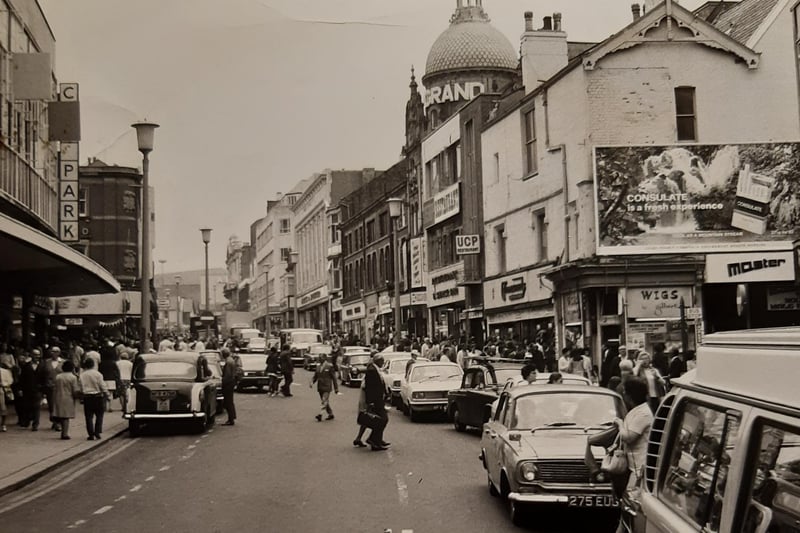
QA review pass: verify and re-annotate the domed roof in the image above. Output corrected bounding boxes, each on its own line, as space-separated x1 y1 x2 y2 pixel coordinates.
425 6 517 78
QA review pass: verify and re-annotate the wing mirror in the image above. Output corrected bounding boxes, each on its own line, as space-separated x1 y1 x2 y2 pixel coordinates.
509 432 521 442
483 404 493 423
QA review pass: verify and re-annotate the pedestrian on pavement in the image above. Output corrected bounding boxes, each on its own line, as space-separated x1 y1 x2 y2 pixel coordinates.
633 351 666 413
265 346 281 397
52 360 81 440
19 349 43 430
221 348 238 425
0 361 12 432
99 345 121 413
310 352 339 421
79 358 109 440
364 354 390 451
38 346 63 432
279 344 294 397
117 351 133 412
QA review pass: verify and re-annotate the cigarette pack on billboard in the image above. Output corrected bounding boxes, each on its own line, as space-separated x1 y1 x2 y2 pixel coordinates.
731 164 775 235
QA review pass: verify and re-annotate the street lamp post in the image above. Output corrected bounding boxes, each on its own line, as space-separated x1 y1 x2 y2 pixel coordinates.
287 251 299 328
200 228 212 339
387 197 403 349
132 120 159 349
158 259 167 329
175 275 182 333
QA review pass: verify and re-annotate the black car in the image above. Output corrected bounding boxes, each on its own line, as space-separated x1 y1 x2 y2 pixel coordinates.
339 352 371 387
447 358 525 432
124 352 218 437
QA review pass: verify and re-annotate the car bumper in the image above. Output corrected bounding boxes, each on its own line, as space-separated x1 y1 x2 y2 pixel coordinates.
291 358 305 366
509 491 618 507
409 400 448 411
124 412 206 420
239 376 269 386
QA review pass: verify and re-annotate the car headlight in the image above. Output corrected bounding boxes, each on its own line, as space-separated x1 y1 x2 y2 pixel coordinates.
392 380 401 387
519 462 538 482
412 391 425 399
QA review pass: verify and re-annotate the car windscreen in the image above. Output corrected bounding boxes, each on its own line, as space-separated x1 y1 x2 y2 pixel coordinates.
348 355 371 365
291 332 322 344
409 365 463 382
494 368 522 384
134 361 196 380
310 345 332 354
511 392 621 430
388 359 411 373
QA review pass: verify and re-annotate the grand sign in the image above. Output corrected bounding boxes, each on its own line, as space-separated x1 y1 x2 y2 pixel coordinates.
594 143 800 255
626 287 693 319
706 251 795 283
425 81 484 109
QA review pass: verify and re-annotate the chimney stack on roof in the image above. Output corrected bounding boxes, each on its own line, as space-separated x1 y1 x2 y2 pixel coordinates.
632 3 641 21
520 12 568 94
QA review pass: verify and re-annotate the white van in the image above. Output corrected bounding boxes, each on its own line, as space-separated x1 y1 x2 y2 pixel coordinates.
633 327 800 533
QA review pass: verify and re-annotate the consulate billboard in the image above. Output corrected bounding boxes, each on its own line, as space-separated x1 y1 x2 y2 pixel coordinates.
594 143 800 255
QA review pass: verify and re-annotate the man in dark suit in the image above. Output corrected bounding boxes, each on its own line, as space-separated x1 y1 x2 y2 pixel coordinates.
364 354 389 451
279 345 294 397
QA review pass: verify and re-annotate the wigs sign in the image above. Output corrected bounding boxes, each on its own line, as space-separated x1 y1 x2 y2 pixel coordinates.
593 143 800 255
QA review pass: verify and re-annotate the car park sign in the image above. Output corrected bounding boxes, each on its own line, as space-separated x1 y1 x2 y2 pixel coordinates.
455 234 480 255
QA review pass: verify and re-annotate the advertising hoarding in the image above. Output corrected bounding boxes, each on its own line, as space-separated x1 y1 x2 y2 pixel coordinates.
594 143 800 255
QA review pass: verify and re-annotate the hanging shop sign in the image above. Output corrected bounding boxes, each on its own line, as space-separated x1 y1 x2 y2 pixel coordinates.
626 286 692 319
432 182 460 225
410 237 425 288
594 143 800 255
455 234 480 255
705 251 794 283
427 264 464 307
342 302 365 321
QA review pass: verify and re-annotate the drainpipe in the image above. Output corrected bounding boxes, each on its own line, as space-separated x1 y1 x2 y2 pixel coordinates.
543 88 570 263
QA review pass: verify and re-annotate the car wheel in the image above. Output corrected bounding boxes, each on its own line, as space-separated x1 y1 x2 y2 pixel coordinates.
401 401 409 416
488 475 499 497
128 420 141 438
409 407 420 423
216 402 225 415
452 407 466 432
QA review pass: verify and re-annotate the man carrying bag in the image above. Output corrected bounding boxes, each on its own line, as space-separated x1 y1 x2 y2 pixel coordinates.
363 354 390 451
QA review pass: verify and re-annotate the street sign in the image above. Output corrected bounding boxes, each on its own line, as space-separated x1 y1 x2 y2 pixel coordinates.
685 307 702 320
455 234 480 255
64 318 83 326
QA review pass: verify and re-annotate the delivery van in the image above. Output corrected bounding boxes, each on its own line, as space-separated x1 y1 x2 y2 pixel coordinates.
632 327 800 533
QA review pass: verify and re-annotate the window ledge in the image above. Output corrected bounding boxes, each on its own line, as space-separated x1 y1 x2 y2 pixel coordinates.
522 171 539 182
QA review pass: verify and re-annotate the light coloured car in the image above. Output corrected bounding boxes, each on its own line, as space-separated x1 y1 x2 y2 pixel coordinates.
399 361 463 422
245 336 267 353
304 343 332 371
279 328 324 366
480 386 626 526
382 355 412 406
342 346 371 356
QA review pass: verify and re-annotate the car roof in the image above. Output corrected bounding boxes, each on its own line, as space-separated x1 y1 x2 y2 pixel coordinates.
506 385 618 399
138 352 202 363
411 361 460 367
281 328 322 333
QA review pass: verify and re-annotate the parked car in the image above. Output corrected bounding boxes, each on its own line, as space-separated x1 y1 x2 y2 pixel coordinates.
304 343 332 371
342 346 371 356
480 385 625 526
381 354 429 407
279 328 323 366
236 352 269 391
447 359 525 431
339 351 372 387
245 337 267 353
400 361 463 422
124 352 218 437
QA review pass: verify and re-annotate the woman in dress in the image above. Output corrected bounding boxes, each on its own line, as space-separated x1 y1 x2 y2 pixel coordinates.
633 351 667 413
52 360 81 440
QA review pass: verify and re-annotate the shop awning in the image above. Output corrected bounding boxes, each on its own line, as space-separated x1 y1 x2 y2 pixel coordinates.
0 212 120 297
486 306 553 326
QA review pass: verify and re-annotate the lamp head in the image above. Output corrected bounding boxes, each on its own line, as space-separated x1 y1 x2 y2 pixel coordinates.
288 251 299 265
200 228 212 244
175 275 181 283
131 121 159 153
386 197 403 219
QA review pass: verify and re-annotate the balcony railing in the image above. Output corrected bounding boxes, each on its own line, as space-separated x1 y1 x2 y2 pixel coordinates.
0 143 57 231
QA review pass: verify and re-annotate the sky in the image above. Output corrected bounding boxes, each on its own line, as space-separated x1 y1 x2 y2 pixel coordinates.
39 0 705 273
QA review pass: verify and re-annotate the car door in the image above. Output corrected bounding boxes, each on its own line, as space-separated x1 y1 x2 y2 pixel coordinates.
450 369 474 416
464 368 499 428
484 392 509 485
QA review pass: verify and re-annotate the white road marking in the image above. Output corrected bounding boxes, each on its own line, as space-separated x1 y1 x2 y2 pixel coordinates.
130 484 142 492
145 475 155 482
93 505 113 515
201 434 209 438
0 439 137 516
114 495 127 502
187 444 196 449
67 519 86 529
159 465 171 472
395 474 409 506
401 530 414 533
179 452 195 461
194 439 202 444
386 448 395 464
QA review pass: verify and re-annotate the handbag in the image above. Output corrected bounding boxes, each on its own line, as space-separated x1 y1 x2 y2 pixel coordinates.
601 433 629 476
357 409 383 430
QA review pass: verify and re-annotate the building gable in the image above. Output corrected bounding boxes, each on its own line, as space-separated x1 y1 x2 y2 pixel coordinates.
582 0 760 71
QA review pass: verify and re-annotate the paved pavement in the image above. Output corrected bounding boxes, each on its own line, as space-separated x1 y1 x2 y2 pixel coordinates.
0 399 128 497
